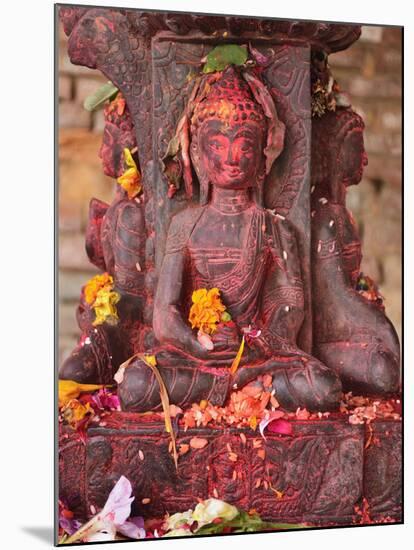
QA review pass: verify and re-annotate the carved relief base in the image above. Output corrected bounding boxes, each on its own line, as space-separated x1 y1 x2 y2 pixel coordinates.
59 415 401 526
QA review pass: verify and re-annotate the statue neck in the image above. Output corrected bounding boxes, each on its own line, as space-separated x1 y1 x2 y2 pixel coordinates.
210 187 252 214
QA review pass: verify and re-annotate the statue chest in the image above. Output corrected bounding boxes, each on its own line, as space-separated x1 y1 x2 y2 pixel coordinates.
188 209 261 283
187 209 270 321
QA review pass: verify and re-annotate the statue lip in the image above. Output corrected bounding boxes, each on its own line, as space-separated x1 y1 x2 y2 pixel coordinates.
225 168 244 177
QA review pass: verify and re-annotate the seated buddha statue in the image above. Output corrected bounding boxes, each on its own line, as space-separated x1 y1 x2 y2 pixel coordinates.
59 94 148 385
118 66 342 413
311 107 400 395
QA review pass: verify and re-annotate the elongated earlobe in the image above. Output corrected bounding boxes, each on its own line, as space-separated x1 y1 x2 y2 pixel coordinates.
199 175 210 205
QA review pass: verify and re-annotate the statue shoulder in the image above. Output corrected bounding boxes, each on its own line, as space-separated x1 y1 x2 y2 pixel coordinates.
165 205 206 254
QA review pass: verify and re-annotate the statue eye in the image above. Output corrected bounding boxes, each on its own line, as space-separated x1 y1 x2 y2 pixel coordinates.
240 143 253 152
210 141 223 151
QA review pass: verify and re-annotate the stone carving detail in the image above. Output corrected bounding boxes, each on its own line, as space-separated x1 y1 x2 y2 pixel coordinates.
310 87 400 395
59 417 401 523
58 7 401 527
363 421 402 519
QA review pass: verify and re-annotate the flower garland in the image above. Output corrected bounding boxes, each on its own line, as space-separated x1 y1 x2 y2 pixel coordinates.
117 148 142 199
83 273 120 326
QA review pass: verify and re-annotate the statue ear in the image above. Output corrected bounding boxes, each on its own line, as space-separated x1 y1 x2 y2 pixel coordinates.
243 71 285 174
161 78 204 199
199 174 210 205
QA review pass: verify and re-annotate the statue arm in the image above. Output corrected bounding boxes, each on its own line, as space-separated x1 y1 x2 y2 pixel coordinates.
112 200 146 296
254 217 305 353
153 249 193 345
153 212 209 358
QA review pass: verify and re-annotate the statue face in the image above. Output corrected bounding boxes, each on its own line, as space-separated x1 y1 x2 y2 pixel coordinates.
99 122 136 179
198 120 264 189
341 130 368 187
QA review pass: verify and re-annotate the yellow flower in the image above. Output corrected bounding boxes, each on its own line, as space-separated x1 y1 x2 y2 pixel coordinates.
192 499 238 527
59 380 107 408
142 354 157 368
192 288 208 303
61 398 93 428
92 288 121 326
189 288 227 334
84 273 114 305
117 148 142 199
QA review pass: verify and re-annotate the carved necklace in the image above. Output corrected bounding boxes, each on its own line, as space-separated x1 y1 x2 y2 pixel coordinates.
210 190 252 214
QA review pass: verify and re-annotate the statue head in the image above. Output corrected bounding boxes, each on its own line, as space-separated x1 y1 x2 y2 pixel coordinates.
163 66 285 204
99 93 137 179
190 67 267 201
312 108 368 201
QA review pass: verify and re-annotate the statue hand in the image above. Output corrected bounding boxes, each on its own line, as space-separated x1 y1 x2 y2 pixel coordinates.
211 322 241 353
243 334 269 362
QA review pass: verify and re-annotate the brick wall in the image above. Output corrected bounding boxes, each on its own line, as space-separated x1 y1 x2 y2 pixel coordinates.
58 23 402 363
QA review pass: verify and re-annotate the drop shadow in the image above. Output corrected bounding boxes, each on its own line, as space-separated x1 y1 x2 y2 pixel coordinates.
21 526 54 544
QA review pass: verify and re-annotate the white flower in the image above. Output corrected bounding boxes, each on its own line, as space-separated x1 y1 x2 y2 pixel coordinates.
192 499 238 527
163 527 193 538
164 510 195 531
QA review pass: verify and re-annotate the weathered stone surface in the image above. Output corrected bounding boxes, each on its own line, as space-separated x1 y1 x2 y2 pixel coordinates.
59 416 402 525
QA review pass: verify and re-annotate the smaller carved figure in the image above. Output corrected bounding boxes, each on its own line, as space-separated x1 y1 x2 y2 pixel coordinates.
311 107 400 395
59 95 147 384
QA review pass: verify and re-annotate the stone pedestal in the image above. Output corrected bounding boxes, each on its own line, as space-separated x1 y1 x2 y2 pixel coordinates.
59 414 401 525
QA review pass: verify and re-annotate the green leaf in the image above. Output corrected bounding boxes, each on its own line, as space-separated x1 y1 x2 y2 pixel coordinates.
203 44 248 74
83 81 119 112
195 511 307 535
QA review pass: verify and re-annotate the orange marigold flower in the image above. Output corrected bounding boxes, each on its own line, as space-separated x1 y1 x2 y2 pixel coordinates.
117 148 142 199
92 288 121 326
104 91 126 117
84 273 114 305
189 287 227 334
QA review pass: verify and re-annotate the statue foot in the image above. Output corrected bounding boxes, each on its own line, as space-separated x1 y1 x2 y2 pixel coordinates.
315 342 400 395
234 354 342 412
118 356 232 412
59 344 100 384
59 329 115 385
118 361 159 412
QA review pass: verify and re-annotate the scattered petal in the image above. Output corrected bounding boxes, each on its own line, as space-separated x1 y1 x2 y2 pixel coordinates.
190 437 208 449
259 411 285 440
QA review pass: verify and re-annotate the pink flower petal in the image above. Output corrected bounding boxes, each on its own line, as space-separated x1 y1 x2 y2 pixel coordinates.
267 419 293 436
117 518 146 539
101 475 135 525
197 331 214 351
259 411 285 440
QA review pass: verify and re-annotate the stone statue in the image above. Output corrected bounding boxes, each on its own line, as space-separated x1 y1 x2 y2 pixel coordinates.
60 94 149 384
311 107 400 394
58 8 402 526
118 67 342 412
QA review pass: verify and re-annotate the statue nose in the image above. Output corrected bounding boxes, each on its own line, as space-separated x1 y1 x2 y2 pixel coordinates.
226 147 238 165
